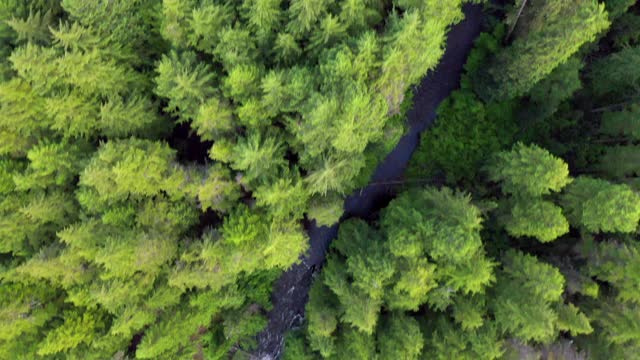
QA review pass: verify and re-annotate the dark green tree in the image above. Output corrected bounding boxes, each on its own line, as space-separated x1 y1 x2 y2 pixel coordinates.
475 0 609 100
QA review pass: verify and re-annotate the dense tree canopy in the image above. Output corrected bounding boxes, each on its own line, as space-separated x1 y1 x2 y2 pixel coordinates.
474 0 609 101
287 1 640 359
2 0 640 359
0 0 477 358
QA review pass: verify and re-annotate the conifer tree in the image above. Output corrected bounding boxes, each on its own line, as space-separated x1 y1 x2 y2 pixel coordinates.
376 313 423 360
197 164 241 213
586 240 640 304
596 145 640 179
487 142 571 197
502 199 569 242
79 138 191 202
588 45 640 98
155 50 216 121
600 105 640 141
422 317 504 360
475 0 609 100
0 0 548 358
491 250 592 343
562 176 640 233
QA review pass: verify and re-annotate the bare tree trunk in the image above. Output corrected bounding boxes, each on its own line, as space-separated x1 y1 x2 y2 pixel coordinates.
591 98 640 113
506 0 529 41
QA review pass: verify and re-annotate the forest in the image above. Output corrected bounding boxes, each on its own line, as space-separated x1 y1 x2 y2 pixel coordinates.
0 0 639 359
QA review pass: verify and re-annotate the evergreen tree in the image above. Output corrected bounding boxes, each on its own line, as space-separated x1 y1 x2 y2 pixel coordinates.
586 240 640 304
197 164 240 213
230 130 287 186
491 250 592 343
603 0 637 20
13 140 87 190
475 0 609 100
588 45 640 99
600 105 640 141
501 199 569 242
36 309 109 356
155 50 216 121
376 313 423 360
307 193 344 227
79 138 191 202
562 176 640 233
487 142 571 197
422 317 504 360
596 145 640 179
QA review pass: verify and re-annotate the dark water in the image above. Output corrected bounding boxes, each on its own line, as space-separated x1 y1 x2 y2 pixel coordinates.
254 4 484 359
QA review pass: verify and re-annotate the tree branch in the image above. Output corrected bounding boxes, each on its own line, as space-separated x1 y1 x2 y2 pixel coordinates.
506 0 528 42
591 98 640 113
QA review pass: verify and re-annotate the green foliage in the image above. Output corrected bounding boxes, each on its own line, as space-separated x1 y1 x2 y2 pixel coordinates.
37 309 108 356
194 97 235 141
600 105 640 141
475 0 609 101
155 50 215 121
13 141 87 190
562 176 640 233
306 280 340 357
332 327 377 360
303 185 496 358
0 78 48 156
422 318 504 360
501 199 569 242
377 5 464 113
587 241 640 304
136 288 245 359
307 194 344 227
198 164 241 213
376 313 423 360
492 250 591 343
596 145 640 179
230 130 287 185
297 3 640 358
6 8 54 45
98 95 167 138
588 45 640 99
282 330 318 360
80 138 190 202
0 282 61 342
304 156 364 196
255 174 308 220
584 298 640 358
407 90 517 184
488 143 571 197
609 12 640 49
1 0 474 356
323 221 390 333
382 187 485 264
4 0 639 358
603 0 637 20
523 56 584 124
221 205 269 246
463 25 505 82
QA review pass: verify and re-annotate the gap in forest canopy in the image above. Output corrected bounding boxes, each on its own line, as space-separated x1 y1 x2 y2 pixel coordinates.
168 122 213 164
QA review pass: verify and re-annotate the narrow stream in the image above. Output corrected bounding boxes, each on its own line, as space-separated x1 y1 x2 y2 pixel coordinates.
254 4 484 359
